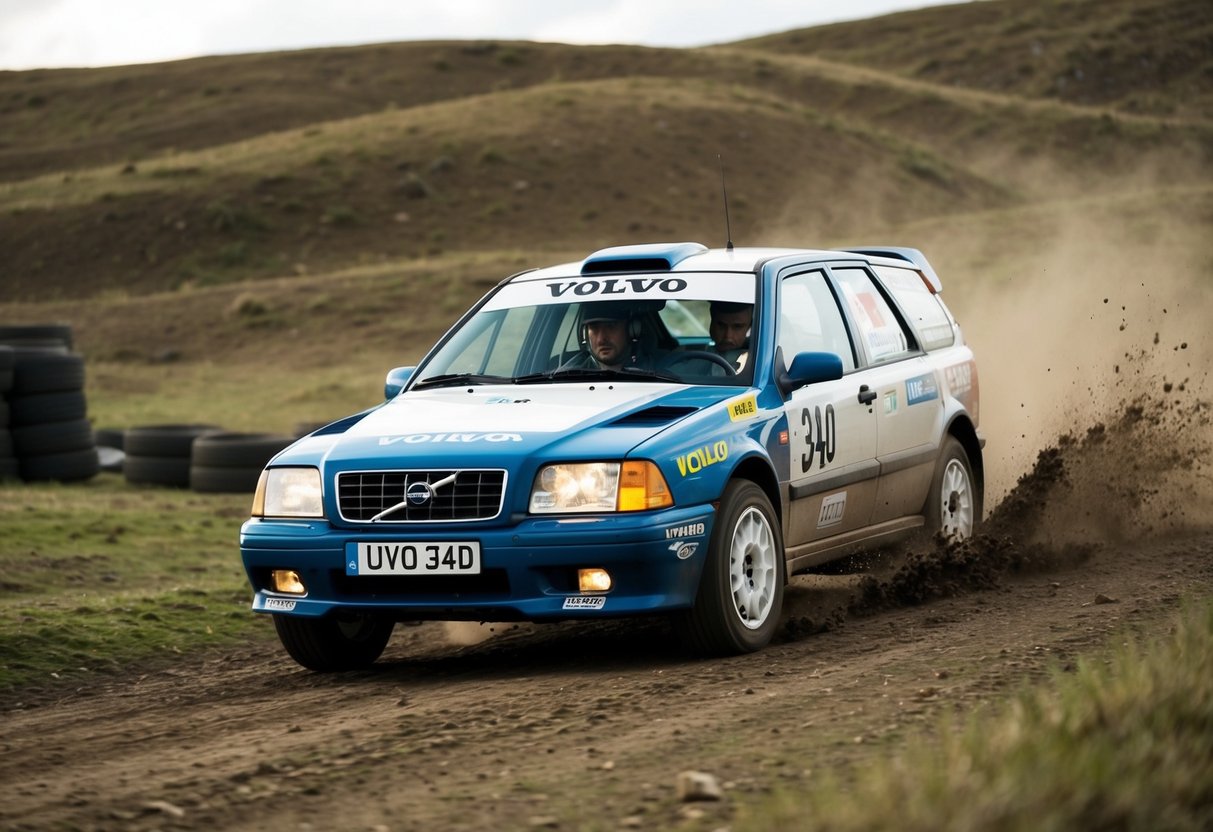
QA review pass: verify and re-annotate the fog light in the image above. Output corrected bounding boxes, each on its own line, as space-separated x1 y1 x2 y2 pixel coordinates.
578 568 612 593
271 569 306 595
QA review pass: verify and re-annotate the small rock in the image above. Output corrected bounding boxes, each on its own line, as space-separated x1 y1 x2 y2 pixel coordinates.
143 800 185 818
676 771 723 802
527 816 559 828
1094 593 1119 605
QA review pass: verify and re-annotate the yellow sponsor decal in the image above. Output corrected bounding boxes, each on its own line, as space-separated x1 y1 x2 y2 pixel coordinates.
727 394 758 422
676 441 729 477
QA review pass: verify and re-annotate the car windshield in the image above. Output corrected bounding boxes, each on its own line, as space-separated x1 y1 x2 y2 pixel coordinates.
414 272 757 387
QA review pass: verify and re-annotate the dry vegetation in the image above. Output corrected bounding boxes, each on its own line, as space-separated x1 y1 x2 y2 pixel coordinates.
2 1 1212 829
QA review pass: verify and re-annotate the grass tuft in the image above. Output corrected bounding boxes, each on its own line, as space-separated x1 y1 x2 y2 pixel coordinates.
738 599 1213 831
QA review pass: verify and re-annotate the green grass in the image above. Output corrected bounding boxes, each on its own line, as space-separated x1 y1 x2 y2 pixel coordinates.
0 475 272 695
737 598 1213 832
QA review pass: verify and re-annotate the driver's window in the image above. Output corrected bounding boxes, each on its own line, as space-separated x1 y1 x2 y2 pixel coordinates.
778 270 856 372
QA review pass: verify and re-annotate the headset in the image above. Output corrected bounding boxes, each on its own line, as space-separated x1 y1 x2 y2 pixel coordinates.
578 301 643 347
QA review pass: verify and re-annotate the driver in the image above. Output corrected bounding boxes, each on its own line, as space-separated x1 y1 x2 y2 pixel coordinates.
564 300 656 371
709 301 752 371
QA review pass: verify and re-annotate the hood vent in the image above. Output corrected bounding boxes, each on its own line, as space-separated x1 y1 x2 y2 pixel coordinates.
610 405 697 427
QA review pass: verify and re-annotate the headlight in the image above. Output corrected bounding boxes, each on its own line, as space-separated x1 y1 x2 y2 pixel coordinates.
252 467 324 518
529 461 672 514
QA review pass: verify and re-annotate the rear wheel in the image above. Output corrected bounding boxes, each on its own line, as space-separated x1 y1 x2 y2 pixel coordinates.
273 613 394 671
677 480 784 655
928 437 980 541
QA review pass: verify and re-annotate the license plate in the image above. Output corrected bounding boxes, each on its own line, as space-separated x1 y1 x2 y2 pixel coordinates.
346 541 481 575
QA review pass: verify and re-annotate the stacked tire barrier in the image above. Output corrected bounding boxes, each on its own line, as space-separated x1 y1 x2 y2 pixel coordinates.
123 424 221 488
2 326 100 483
190 432 295 493
0 346 17 481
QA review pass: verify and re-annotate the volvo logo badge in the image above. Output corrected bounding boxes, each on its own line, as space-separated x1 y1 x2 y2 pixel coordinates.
406 482 434 506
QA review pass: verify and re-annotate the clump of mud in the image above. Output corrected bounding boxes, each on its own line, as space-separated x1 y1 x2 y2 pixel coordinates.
850 387 1212 616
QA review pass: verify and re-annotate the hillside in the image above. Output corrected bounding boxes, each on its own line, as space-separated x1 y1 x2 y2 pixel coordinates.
740 0 1213 119
1 0 1209 305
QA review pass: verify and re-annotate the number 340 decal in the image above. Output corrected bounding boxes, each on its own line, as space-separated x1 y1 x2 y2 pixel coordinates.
800 405 837 473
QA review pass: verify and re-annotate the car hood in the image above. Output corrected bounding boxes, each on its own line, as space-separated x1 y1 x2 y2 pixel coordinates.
296 382 736 469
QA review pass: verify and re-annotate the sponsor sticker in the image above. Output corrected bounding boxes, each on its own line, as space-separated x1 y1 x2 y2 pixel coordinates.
378 433 522 445
668 540 700 559
905 373 940 406
265 597 297 612
817 492 847 528
563 596 606 610
545 277 689 298
675 441 728 477
884 391 898 414
944 362 973 397
665 522 705 539
727 394 758 422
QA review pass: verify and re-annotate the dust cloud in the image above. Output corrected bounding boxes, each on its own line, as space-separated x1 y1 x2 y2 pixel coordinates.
923 186 1213 505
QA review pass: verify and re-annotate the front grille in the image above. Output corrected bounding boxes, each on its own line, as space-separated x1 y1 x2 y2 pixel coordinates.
337 469 507 522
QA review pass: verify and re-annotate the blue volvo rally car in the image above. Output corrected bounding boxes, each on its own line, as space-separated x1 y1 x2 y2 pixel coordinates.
241 242 983 671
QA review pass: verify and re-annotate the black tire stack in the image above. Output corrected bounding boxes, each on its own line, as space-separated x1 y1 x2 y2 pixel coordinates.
123 424 221 488
0 346 17 481
190 432 294 493
3 326 100 483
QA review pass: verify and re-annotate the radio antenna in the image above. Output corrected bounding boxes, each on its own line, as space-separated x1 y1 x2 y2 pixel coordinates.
718 155 734 252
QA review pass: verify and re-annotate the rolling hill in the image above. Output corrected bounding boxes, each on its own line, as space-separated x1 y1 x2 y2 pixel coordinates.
1 0 1208 306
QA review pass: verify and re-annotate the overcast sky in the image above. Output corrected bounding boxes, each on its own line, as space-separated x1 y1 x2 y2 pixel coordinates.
0 0 957 71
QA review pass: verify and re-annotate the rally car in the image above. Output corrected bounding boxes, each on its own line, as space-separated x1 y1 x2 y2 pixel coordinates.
241 242 983 670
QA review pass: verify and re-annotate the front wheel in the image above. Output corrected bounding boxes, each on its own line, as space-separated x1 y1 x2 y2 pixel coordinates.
927 437 981 542
677 480 784 655
273 612 394 671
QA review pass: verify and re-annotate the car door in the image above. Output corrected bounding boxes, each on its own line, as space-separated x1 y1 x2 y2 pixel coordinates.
777 269 880 551
830 266 945 524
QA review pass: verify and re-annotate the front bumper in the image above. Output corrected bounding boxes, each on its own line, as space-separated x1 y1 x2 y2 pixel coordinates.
240 504 716 621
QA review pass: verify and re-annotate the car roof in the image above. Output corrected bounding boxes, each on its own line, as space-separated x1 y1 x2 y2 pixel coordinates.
509 241 942 291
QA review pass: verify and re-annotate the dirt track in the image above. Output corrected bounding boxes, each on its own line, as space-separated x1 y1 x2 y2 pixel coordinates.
4 323 1212 832
3 417 1211 832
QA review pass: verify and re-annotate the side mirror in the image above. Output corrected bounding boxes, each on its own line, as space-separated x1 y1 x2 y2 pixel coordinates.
384 366 416 400
778 352 843 394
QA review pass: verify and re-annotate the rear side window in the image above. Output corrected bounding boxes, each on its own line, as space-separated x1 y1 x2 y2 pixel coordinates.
873 265 955 351
832 267 915 365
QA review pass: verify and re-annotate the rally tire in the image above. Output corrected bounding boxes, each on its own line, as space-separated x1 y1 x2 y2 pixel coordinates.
123 454 192 488
94 428 125 450
0 429 11 458
0 344 13 393
190 433 293 468
273 613 395 672
10 350 85 395
9 390 87 426
0 456 19 481
124 424 220 458
19 448 100 482
11 418 94 457
0 399 8 428
189 464 262 494
677 479 785 656
927 436 981 542
0 324 74 351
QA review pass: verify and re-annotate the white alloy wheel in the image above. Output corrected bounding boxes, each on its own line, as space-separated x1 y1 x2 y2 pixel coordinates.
938 457 975 541
729 506 779 629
